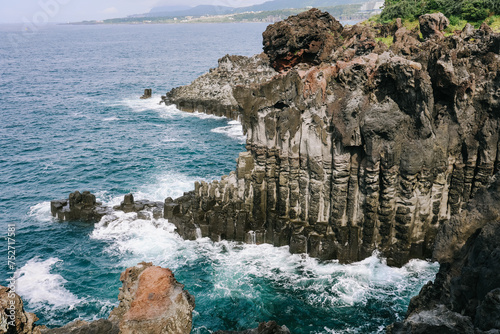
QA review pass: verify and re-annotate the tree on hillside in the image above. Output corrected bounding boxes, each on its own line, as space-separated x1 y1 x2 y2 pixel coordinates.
380 0 497 21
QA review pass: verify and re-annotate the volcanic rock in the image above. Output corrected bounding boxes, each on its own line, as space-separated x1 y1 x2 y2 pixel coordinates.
164 9 500 267
50 191 110 222
419 12 449 39
41 319 119 334
109 262 195 334
0 285 43 334
387 221 500 333
262 8 343 71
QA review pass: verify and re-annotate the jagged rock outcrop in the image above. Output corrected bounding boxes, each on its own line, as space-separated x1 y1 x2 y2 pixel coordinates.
387 177 500 333
42 319 119 334
108 262 195 334
164 54 276 120
50 191 111 222
419 13 449 39
164 10 500 266
51 192 163 222
214 321 290 334
0 286 43 334
262 8 343 71
387 221 500 333
41 263 195 334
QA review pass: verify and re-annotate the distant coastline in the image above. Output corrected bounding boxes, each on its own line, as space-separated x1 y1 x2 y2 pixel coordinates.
66 5 375 25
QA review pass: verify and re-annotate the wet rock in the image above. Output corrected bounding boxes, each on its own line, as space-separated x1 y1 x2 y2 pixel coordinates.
141 89 152 99
262 8 343 71
419 12 449 39
109 262 195 334
388 220 500 333
0 285 43 334
214 321 290 334
50 191 110 222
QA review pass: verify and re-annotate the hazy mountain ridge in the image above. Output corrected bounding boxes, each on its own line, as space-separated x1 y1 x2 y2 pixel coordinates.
146 0 364 18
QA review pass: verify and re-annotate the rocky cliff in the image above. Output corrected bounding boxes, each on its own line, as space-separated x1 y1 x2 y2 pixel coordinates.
164 9 500 266
387 178 500 333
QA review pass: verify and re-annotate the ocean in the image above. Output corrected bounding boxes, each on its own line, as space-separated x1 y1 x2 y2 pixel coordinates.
0 23 438 333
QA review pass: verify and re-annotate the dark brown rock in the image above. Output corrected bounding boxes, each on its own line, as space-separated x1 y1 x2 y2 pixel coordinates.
388 220 500 333
262 8 343 71
419 13 449 39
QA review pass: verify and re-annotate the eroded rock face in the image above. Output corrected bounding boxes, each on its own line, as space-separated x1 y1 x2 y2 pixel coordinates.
0 286 42 334
419 13 449 39
109 262 195 334
387 220 500 333
263 8 343 71
42 319 119 334
164 54 277 120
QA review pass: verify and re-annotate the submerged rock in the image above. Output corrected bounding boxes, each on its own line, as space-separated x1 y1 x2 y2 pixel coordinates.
165 9 500 266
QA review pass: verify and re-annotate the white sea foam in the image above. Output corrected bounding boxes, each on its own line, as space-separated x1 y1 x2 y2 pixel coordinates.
102 116 119 122
91 203 438 312
28 201 52 222
113 95 166 113
211 120 246 143
159 104 227 121
15 257 81 309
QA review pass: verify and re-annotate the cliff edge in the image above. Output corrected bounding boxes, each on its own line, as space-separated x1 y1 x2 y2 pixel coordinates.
164 9 500 266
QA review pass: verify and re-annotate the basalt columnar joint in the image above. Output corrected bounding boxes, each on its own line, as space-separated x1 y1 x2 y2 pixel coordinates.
165 10 500 265
165 9 500 267
387 177 500 333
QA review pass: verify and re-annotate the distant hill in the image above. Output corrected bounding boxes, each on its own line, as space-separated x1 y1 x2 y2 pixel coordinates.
145 0 365 18
149 5 192 14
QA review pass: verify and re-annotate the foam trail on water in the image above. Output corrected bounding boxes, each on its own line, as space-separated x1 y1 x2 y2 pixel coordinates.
211 120 246 143
160 104 227 120
28 202 52 222
109 94 166 113
15 257 81 309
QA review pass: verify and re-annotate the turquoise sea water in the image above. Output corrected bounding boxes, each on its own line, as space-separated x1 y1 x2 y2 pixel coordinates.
0 23 438 333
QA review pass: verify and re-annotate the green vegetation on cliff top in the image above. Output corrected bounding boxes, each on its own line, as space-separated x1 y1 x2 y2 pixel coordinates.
380 0 499 24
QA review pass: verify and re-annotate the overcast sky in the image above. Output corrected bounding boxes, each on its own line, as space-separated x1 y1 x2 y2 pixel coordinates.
0 0 269 23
